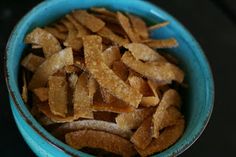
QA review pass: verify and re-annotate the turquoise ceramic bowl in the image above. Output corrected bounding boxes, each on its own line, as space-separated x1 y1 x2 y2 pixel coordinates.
5 0 214 156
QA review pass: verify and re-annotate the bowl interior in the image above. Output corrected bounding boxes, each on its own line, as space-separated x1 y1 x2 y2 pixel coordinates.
6 0 214 156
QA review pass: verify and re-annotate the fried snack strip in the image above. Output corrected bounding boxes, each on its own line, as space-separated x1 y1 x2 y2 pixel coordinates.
115 108 155 130
65 14 90 37
65 130 137 157
131 117 153 150
25 27 62 58
73 72 94 119
90 7 117 18
61 19 83 51
131 107 182 150
148 21 169 31
128 75 151 95
95 14 119 25
48 76 68 117
136 119 185 157
37 103 75 123
72 10 105 32
99 87 116 103
141 96 160 107
122 51 184 83
21 53 45 72
28 48 73 90
117 12 140 42
83 35 142 108
44 27 67 41
64 65 80 74
147 79 164 97
128 75 160 106
106 22 127 37
112 61 129 81
124 43 166 62
143 38 178 49
152 89 181 138
92 101 134 113
97 27 129 46
128 14 149 39
102 46 121 67
21 71 28 103
53 23 68 33
160 106 182 129
33 87 48 102
53 120 132 139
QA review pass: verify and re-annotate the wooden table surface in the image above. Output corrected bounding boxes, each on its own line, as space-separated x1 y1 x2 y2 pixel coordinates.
0 0 235 156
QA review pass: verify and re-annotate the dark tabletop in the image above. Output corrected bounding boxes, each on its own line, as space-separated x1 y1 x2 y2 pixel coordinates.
0 0 235 156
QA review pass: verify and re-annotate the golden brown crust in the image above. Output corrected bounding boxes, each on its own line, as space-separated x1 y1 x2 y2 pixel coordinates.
124 43 166 62
72 10 105 32
99 87 117 104
131 116 153 150
65 130 137 157
147 79 167 97
48 76 68 117
160 106 183 129
148 21 169 31
128 14 149 39
95 14 120 25
28 48 73 90
142 38 178 49
21 71 28 103
122 51 184 83
53 23 68 33
44 26 67 41
21 53 45 72
152 89 181 138
25 27 62 58
98 27 129 46
33 87 48 102
141 96 160 107
136 119 185 157
106 22 127 37
53 120 132 139
83 35 142 108
90 7 117 18
73 72 94 119
128 75 151 96
64 65 80 74
115 108 155 130
92 100 134 113
112 61 129 81
37 103 75 123
102 46 121 67
61 19 83 51
117 12 140 42
65 14 90 37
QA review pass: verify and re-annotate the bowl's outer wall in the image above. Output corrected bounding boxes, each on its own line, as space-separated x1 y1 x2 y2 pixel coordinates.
6 0 214 157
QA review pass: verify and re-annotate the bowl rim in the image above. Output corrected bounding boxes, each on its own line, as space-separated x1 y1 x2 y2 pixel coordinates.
4 0 215 156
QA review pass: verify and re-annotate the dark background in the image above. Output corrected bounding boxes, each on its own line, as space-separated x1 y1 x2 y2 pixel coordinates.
0 0 235 156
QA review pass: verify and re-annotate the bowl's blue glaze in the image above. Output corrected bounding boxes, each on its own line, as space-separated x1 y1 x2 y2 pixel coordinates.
5 0 214 156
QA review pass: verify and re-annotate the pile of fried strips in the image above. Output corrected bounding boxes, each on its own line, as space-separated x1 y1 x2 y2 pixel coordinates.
21 8 185 157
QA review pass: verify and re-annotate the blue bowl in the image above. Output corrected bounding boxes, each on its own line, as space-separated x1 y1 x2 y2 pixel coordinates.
5 0 214 156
